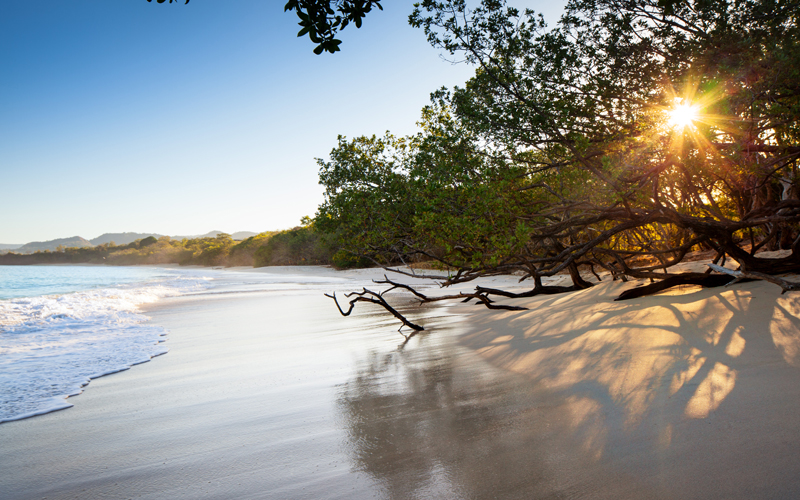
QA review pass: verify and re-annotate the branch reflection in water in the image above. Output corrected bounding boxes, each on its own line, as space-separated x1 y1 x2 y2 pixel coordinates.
335 313 641 500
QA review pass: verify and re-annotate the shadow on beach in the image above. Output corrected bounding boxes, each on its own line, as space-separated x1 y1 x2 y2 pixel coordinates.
336 315 656 499
449 279 800 498
3 272 800 499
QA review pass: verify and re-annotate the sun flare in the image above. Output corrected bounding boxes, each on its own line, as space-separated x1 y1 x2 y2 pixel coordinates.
668 102 700 129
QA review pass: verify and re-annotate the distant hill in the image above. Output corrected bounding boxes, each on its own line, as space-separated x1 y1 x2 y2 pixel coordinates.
0 244 21 250
15 237 93 254
6 230 260 254
230 231 257 240
90 232 164 246
170 230 258 241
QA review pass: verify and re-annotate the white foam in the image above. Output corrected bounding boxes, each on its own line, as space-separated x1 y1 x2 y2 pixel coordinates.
0 274 211 423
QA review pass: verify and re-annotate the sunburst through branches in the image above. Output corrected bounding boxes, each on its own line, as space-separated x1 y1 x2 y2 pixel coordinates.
667 100 701 130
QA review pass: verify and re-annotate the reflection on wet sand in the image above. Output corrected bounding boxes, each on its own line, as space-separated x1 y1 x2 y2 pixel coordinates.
337 317 655 499
3 269 800 499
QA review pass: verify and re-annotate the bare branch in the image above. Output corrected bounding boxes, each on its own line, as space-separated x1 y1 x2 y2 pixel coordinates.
708 264 800 294
325 290 425 331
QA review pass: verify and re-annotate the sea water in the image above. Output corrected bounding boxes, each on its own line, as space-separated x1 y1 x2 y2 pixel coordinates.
0 265 213 423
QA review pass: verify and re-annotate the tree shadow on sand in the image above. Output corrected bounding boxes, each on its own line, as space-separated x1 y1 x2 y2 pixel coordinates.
454 279 800 497
335 323 659 500
338 279 800 499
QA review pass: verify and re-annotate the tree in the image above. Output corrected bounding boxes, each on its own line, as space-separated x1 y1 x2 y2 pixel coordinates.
140 236 159 247
284 0 383 54
319 0 800 331
147 0 382 54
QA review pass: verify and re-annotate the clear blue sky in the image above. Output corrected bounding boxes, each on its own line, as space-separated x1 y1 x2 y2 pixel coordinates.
0 0 565 244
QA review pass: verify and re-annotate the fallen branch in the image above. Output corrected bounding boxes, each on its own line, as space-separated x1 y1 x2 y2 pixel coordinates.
373 276 527 311
325 275 529 336
707 264 800 294
325 289 425 331
475 284 584 298
615 273 739 300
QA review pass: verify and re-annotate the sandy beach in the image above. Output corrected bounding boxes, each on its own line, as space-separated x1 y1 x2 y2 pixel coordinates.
2 265 800 499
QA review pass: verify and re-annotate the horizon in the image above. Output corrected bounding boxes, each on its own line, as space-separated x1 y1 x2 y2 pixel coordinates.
0 229 263 246
2 1 566 244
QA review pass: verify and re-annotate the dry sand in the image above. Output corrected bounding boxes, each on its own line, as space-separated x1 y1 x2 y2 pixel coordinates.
462 270 800 498
1 265 800 499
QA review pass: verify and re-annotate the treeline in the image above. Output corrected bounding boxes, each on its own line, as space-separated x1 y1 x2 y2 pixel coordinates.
312 0 800 291
0 227 342 268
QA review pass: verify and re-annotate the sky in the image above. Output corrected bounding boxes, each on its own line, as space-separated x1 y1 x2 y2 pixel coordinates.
0 0 566 244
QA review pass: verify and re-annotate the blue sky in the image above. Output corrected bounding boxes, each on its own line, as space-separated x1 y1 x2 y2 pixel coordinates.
0 1 565 244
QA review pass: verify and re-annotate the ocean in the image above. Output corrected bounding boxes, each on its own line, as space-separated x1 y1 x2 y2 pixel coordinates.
0 265 360 425
0 265 214 423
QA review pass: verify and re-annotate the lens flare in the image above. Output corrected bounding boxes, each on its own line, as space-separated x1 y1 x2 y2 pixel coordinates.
668 102 700 129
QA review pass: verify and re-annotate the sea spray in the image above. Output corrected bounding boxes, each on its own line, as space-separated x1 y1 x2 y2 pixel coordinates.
0 271 211 423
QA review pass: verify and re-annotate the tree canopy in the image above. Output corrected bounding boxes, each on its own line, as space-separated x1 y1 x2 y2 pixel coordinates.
147 0 382 54
317 0 800 329
284 0 383 54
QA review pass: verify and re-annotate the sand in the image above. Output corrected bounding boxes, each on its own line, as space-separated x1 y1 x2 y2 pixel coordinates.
462 272 800 498
1 265 800 499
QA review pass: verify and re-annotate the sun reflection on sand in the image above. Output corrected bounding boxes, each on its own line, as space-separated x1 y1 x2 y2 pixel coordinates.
684 362 737 418
462 278 800 454
725 327 746 357
669 347 705 395
770 299 800 366
330 273 800 498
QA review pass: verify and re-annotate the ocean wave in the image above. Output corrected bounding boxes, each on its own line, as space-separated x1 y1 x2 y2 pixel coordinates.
0 275 211 423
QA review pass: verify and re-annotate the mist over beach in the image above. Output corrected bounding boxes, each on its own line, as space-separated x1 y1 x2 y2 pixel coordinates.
4 1 800 499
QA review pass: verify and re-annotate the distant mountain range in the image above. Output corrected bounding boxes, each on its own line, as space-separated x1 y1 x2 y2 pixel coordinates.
15 237 94 254
170 230 258 241
89 232 164 246
1 231 260 254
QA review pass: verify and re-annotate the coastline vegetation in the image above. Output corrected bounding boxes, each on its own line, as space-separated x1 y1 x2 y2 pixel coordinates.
0 227 337 268
314 0 800 329
7 0 799 302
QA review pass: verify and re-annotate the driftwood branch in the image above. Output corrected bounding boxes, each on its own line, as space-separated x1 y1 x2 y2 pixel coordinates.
615 273 739 300
615 263 800 301
373 276 527 311
707 264 800 294
475 283 584 298
325 290 425 331
325 275 529 335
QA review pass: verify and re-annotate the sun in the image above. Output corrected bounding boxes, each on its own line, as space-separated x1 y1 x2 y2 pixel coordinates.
667 101 700 129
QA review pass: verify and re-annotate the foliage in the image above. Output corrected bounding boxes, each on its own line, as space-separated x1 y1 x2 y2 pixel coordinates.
316 104 542 274
146 0 382 54
226 232 277 267
253 225 335 267
284 0 383 54
317 0 800 293
0 230 336 268
140 236 159 247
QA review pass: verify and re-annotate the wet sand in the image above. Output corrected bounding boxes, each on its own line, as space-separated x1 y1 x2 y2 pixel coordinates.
0 270 598 499
2 267 800 498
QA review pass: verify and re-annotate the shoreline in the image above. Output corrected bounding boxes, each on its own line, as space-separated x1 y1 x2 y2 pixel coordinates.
1 265 800 498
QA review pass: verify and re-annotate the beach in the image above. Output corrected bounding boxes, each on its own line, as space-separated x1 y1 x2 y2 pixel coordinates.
2 266 800 499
